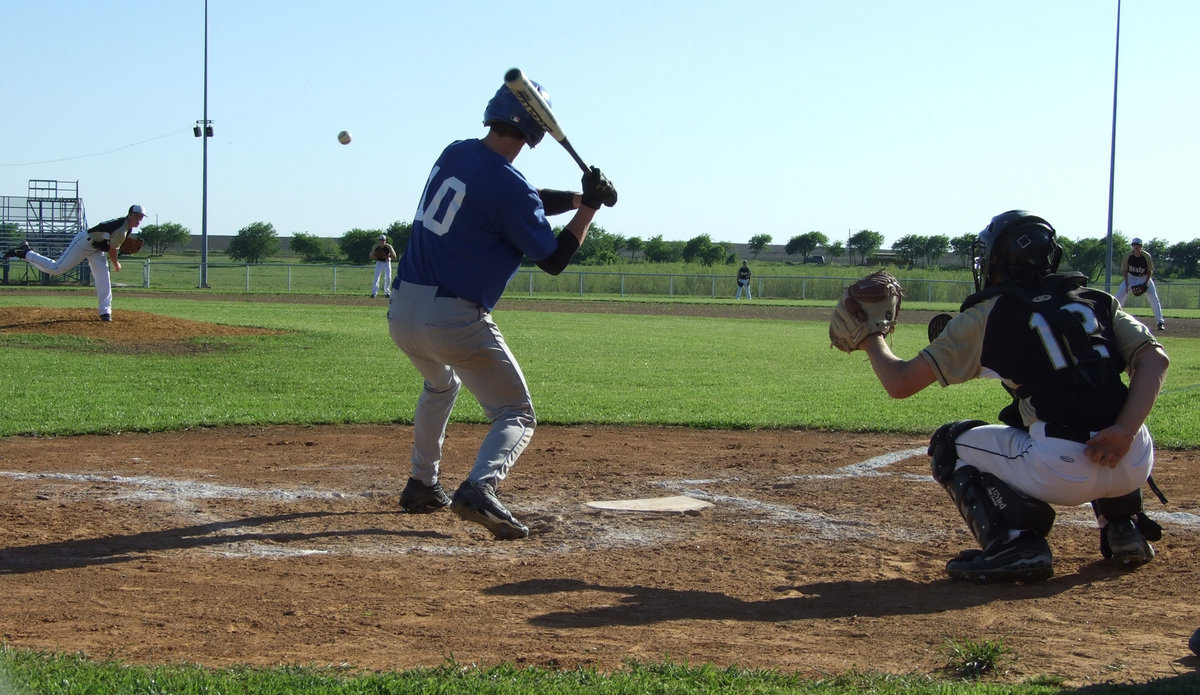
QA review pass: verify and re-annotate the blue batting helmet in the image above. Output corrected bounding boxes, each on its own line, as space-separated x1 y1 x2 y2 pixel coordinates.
483 81 549 147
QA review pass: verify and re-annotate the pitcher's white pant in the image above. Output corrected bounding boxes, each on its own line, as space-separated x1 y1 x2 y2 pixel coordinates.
387 281 535 488
372 261 392 297
954 421 1153 507
1115 279 1164 325
22 232 112 317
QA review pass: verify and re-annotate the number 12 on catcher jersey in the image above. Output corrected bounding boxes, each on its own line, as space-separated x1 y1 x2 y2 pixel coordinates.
1029 303 1110 371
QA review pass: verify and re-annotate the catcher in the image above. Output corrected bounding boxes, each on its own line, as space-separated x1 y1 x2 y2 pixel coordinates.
369 234 397 298
3 204 147 322
829 211 1169 584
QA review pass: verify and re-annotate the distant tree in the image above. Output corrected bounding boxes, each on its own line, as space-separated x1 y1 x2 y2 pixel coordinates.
748 233 772 259
951 233 976 268
572 225 621 265
624 236 644 260
1067 237 1109 282
1144 238 1168 267
1167 239 1200 277
338 228 385 265
643 235 682 263
826 241 845 264
138 221 191 256
683 234 726 265
892 234 925 267
226 221 279 264
386 220 413 254
848 229 884 265
785 231 827 261
290 232 337 263
924 235 950 265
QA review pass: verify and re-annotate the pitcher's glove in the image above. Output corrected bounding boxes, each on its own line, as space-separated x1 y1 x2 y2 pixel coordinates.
1131 284 1147 296
118 236 144 255
372 249 391 261
829 270 904 352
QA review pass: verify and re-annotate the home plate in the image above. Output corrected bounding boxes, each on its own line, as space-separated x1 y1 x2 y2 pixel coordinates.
586 495 713 512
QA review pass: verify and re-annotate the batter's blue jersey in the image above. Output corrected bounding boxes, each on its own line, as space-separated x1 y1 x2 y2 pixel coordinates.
396 139 558 310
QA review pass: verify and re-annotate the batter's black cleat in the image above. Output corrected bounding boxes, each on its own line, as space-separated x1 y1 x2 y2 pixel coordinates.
399 477 450 514
450 479 529 540
946 531 1053 584
1104 516 1155 567
3 241 30 260
100 314 112 322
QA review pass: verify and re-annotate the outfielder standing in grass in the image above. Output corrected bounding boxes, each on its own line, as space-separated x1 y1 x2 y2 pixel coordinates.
387 76 616 539
369 234 396 298
1115 237 1165 331
830 210 1169 583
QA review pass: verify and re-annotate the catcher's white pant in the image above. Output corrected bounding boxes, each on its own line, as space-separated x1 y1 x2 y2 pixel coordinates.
22 231 113 317
953 421 1153 508
1115 279 1163 325
371 260 392 297
387 281 535 488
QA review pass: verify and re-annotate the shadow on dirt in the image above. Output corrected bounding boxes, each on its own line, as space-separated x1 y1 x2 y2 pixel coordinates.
0 510 446 574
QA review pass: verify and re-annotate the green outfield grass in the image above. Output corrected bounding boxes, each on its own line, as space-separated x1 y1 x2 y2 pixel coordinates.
2 290 1198 693
1 292 1197 447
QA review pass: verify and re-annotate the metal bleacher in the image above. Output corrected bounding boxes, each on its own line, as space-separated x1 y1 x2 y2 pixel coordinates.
1 179 90 286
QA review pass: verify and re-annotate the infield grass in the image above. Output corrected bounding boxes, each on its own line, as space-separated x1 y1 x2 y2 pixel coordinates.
1 291 1197 447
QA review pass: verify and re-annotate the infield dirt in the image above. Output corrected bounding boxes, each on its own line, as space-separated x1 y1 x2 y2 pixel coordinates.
1 301 1197 686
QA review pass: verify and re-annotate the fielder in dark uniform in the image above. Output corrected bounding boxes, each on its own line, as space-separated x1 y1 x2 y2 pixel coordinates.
735 260 752 299
387 76 616 539
1115 237 1165 331
859 211 1169 583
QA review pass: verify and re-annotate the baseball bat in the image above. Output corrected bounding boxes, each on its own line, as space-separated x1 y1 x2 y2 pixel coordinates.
504 67 590 173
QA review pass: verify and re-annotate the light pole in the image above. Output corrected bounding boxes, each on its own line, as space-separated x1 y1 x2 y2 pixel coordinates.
193 0 213 288
1104 0 1121 293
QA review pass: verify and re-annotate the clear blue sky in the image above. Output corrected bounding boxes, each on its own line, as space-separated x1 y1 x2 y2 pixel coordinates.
3 1 1196 249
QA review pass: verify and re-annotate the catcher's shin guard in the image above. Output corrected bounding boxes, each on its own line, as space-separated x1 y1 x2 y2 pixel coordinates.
945 466 1055 549
946 465 1008 550
928 420 987 485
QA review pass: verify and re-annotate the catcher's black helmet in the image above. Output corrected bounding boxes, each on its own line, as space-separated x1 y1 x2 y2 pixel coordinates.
972 210 1063 292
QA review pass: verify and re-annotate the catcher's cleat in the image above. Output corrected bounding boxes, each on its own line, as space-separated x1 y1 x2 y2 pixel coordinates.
450 479 529 540
3 241 30 260
1104 516 1155 568
946 531 1053 584
99 314 112 322
399 477 450 514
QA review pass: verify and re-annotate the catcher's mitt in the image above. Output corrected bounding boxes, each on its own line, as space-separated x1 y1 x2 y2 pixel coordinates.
927 312 953 342
118 235 144 255
829 270 904 352
1131 283 1147 297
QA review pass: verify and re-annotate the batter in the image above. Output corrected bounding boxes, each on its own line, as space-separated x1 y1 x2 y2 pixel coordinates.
387 76 617 539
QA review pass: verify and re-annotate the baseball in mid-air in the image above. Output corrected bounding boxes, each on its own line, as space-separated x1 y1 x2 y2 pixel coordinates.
337 130 352 145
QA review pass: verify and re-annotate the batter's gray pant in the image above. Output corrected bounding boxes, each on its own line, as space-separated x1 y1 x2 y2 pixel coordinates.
387 281 535 488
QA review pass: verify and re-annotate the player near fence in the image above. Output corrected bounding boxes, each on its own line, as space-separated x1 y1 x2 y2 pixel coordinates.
369 234 396 298
1114 237 1165 331
829 210 1169 583
3 204 146 322
387 75 616 539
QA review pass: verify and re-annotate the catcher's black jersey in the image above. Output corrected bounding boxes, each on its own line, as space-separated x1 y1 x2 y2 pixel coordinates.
921 276 1156 432
975 284 1126 430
